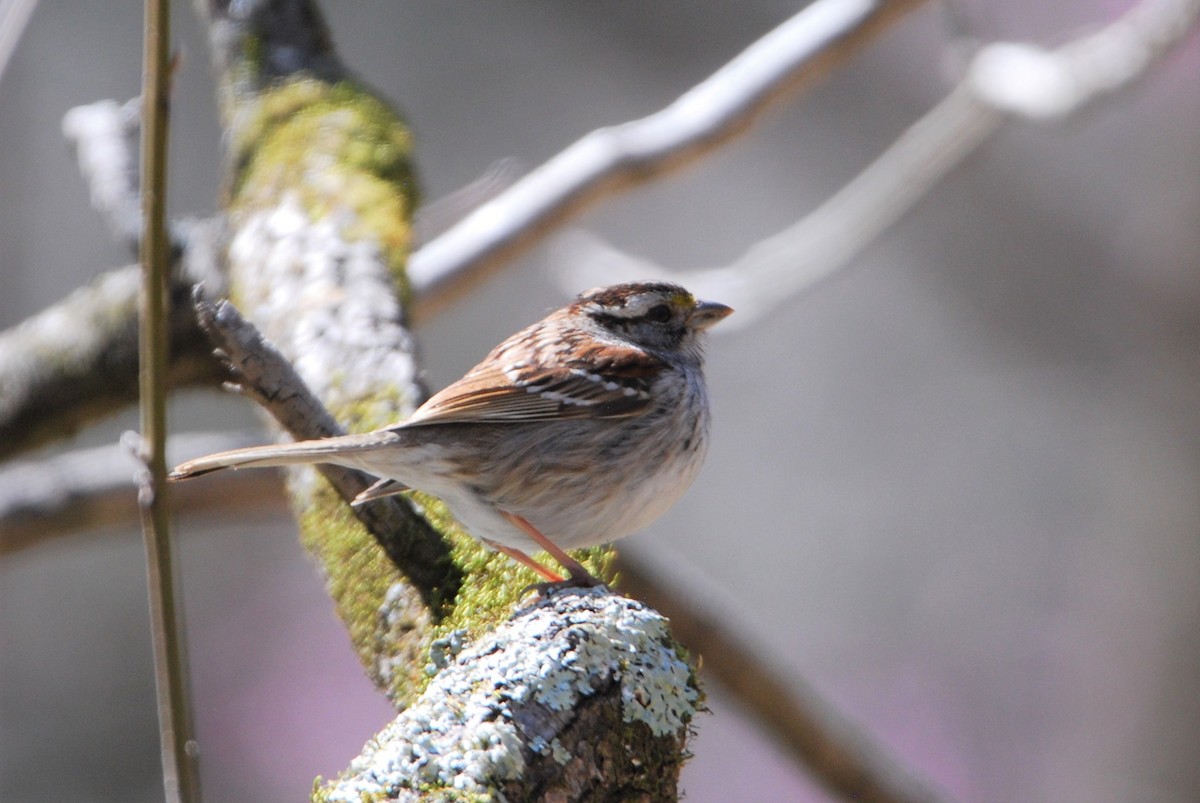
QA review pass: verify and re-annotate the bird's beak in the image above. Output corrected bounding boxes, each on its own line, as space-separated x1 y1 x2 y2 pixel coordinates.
691 300 734 330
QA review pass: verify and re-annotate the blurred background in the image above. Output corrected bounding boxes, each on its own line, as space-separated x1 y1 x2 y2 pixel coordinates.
2 1 1198 801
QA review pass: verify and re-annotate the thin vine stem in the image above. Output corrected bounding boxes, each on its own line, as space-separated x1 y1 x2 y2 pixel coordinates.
137 0 199 800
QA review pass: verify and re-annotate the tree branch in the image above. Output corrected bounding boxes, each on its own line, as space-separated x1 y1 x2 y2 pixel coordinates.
192 0 453 705
968 0 1200 120
0 85 230 462
319 588 698 802
553 0 1200 326
405 0 929 320
62 98 146 253
0 0 38 89
134 0 200 793
0 265 224 461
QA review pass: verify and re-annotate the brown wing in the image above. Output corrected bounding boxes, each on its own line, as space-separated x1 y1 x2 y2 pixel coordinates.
403 338 665 426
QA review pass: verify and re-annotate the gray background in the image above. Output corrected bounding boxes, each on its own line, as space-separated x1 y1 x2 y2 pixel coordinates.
2 2 1198 801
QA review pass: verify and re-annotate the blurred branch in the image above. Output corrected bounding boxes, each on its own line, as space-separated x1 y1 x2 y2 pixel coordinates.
62 98 146 252
62 96 217 260
0 432 269 554
553 81 997 330
554 0 1200 327
406 0 929 320
969 0 1200 119
0 0 38 88
0 89 229 464
0 264 224 462
411 157 524 248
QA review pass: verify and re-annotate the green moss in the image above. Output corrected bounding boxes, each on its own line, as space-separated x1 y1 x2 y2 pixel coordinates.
297 481 405 672
295 462 614 703
427 487 615 620
229 77 419 299
286 390 424 694
618 719 689 800
333 388 421 435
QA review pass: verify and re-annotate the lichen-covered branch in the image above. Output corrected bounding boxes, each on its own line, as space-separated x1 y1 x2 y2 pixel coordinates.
193 0 452 704
318 589 698 802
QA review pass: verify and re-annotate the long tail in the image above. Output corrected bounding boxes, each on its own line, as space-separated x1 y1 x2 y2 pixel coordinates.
169 431 399 480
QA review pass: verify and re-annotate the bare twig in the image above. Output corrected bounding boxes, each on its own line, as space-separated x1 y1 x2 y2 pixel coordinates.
554 0 1200 326
136 0 198 798
405 0 929 320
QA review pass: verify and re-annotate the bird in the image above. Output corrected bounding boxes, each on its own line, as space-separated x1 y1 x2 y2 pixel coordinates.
170 282 732 586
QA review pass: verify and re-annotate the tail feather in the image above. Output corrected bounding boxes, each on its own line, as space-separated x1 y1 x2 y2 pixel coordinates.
169 431 398 481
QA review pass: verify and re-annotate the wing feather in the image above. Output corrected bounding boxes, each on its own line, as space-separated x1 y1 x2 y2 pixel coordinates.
404 339 665 426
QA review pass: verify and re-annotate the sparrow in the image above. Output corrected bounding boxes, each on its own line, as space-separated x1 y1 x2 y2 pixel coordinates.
171 282 731 585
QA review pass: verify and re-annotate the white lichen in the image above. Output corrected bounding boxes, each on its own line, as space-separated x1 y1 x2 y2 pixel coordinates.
550 738 572 765
321 588 698 801
228 194 421 417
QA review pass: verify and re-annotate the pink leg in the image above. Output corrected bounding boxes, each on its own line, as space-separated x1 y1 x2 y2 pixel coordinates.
500 512 602 587
484 539 564 582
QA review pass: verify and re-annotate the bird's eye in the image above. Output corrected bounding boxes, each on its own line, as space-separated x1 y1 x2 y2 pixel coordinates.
646 304 672 323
